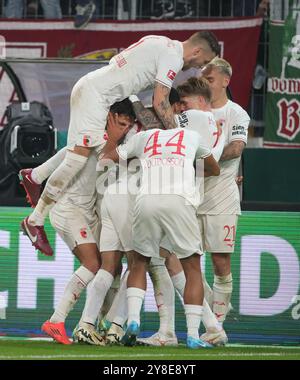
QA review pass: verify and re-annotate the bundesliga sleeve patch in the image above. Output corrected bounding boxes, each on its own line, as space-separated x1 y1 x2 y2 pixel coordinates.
167 69 177 81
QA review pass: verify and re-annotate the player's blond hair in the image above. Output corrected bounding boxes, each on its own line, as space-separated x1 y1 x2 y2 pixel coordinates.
207 57 233 77
176 77 212 103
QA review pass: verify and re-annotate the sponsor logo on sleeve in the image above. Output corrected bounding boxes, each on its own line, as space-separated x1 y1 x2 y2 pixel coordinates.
232 125 246 136
167 69 177 81
178 112 189 128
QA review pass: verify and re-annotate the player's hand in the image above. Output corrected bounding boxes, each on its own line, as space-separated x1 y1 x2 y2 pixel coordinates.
107 112 130 143
236 176 243 186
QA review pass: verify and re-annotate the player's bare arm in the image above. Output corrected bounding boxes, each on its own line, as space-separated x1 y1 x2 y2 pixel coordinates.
204 154 220 177
153 82 178 129
131 101 163 130
220 140 245 161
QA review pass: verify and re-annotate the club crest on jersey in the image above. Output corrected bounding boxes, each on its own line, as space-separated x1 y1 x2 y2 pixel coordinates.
80 228 87 238
83 135 91 146
115 54 127 68
167 70 176 81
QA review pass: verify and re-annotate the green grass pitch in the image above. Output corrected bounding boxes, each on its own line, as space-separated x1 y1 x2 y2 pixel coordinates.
0 339 299 360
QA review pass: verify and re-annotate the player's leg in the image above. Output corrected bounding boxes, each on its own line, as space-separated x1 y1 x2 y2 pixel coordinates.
164 252 225 345
19 147 68 208
123 250 150 346
137 255 178 347
165 252 186 296
202 270 213 307
75 196 125 345
205 215 237 327
211 252 232 326
160 195 212 349
42 208 100 344
77 250 122 341
105 269 130 345
97 258 122 335
123 195 163 346
21 77 108 255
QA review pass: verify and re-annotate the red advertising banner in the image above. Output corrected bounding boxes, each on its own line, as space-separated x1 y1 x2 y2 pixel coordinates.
0 18 262 117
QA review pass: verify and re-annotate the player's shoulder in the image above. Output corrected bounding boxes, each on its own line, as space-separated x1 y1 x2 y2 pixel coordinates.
227 100 250 121
184 109 211 121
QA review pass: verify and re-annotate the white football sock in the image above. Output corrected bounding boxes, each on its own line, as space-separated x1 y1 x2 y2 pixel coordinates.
213 273 233 324
184 304 203 339
50 266 94 323
127 287 145 326
149 264 175 337
171 270 220 333
106 271 129 326
202 271 213 307
100 274 121 319
81 269 114 325
29 151 88 226
31 147 67 184
202 299 222 332
170 271 186 297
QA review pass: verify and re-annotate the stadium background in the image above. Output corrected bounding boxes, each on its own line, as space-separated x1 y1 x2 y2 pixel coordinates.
0 0 299 347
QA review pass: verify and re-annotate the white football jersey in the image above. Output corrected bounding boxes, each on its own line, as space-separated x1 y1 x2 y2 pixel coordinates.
86 35 183 103
117 128 211 208
198 100 250 215
175 109 225 161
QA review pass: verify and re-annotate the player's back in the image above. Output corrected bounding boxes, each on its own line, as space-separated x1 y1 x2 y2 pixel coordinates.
134 127 211 207
86 35 183 102
175 109 217 149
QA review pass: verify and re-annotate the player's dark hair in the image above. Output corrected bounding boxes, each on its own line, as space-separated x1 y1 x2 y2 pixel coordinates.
177 77 212 103
189 31 220 56
169 88 180 105
110 98 136 120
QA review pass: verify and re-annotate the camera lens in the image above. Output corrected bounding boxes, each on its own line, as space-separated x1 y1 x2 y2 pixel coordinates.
20 133 49 158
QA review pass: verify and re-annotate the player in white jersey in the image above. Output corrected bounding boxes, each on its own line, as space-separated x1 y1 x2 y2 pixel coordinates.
103 90 183 345
101 114 220 349
136 78 227 347
30 100 135 345
194 58 250 344
21 31 220 257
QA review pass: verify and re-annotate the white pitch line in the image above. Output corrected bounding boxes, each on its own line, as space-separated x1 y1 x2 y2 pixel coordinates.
0 353 299 360
0 337 299 350
226 344 300 350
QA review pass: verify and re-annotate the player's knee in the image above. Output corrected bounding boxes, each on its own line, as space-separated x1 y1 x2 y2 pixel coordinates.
82 260 100 274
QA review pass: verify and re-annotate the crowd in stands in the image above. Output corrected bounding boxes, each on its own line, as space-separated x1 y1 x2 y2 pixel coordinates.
1 0 269 29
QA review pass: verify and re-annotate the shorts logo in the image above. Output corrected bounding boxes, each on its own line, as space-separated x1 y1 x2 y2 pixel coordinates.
167 70 176 81
80 228 87 238
83 135 91 146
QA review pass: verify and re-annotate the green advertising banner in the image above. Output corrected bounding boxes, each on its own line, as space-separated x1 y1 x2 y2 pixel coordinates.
264 2 300 148
0 207 299 344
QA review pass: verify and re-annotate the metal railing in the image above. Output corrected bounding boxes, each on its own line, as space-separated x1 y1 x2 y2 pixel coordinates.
0 0 263 20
